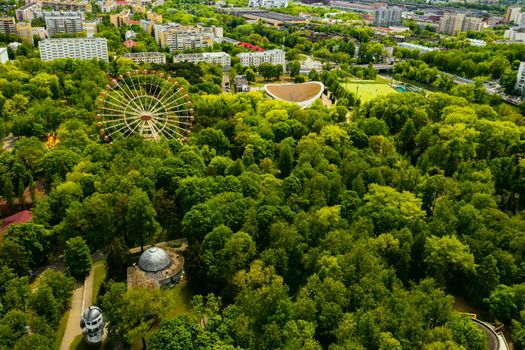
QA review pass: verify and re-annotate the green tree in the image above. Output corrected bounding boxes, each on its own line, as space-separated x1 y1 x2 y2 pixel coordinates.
259 63 275 80
29 284 59 325
425 235 476 286
309 69 320 81
278 143 294 178
107 236 131 279
126 188 159 252
4 223 52 267
103 284 163 348
357 184 425 234
245 68 256 82
287 61 301 78
38 270 75 312
64 236 92 280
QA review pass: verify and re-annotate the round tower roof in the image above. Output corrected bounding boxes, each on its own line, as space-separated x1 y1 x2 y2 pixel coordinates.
138 246 171 272
82 306 102 322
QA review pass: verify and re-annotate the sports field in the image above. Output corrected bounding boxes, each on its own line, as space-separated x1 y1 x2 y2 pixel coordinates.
342 81 398 103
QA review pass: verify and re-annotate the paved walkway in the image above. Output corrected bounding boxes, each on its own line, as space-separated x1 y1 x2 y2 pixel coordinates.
59 281 84 350
59 256 100 350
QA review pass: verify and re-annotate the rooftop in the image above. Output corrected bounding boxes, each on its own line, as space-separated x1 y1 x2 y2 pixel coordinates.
128 243 185 289
0 210 32 235
138 246 171 272
123 52 164 57
237 48 283 57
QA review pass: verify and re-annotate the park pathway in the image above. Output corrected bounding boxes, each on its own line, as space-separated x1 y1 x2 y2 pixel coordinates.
59 266 96 350
59 281 83 350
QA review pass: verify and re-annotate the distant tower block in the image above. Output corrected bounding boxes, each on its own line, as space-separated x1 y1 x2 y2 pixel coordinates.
80 306 105 345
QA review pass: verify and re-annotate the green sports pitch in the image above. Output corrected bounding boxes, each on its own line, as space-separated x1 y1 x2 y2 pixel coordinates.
342 81 398 103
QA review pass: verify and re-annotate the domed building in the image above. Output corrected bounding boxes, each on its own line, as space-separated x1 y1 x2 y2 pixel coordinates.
127 245 184 289
80 306 105 345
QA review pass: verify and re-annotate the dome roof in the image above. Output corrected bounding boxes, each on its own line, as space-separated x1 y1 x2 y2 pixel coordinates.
82 306 102 322
138 246 171 272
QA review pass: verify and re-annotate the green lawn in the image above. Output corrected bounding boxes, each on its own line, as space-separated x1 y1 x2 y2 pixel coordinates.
343 81 398 103
163 279 193 319
54 310 70 350
92 260 107 304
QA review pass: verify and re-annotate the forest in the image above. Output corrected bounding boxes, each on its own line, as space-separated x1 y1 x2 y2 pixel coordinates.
1 51 525 350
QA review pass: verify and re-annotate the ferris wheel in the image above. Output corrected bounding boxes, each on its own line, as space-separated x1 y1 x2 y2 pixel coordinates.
96 70 194 142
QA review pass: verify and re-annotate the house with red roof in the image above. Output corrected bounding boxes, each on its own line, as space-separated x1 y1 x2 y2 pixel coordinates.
239 42 265 52
124 39 138 48
0 210 32 235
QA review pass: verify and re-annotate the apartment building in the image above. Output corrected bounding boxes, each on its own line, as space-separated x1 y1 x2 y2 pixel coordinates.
0 47 8 64
373 6 402 27
505 6 522 23
39 38 108 61
147 11 162 24
248 0 288 8
123 52 166 64
237 49 285 68
16 22 34 45
438 13 483 34
515 62 525 94
15 2 41 21
462 17 484 32
83 21 97 37
39 1 91 12
100 0 117 13
0 17 16 36
504 27 525 41
173 52 231 70
110 9 131 27
438 13 465 34
44 11 84 36
31 26 47 40
154 23 223 52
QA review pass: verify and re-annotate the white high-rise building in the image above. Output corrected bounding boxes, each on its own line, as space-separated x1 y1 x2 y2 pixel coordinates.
515 62 525 94
248 0 288 8
505 6 522 24
173 52 231 70
504 27 525 41
123 52 166 64
39 38 108 62
153 23 223 53
438 13 466 34
0 48 8 64
373 6 402 27
82 21 97 37
0 17 16 36
237 49 285 68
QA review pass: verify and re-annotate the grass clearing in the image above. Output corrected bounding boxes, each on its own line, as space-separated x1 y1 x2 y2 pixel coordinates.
92 260 107 304
54 310 70 350
342 81 397 103
163 278 193 319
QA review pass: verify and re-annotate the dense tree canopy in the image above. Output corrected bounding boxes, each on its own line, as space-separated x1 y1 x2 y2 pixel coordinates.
0 37 525 348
